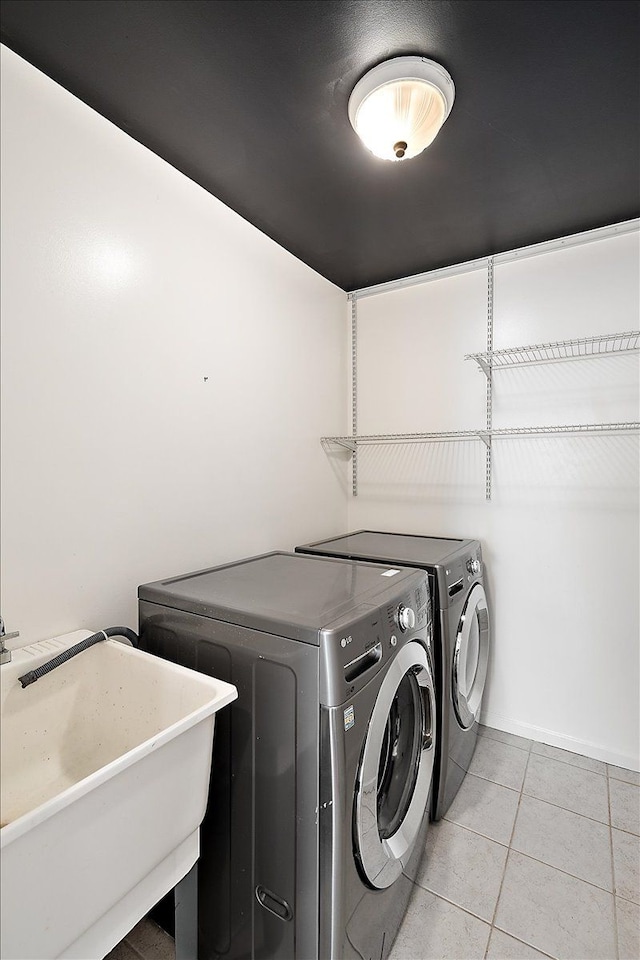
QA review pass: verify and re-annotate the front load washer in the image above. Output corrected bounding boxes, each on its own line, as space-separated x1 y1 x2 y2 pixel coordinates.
296 532 490 820
138 551 436 960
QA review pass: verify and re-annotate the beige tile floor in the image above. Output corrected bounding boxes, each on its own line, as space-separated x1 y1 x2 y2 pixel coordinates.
108 725 640 960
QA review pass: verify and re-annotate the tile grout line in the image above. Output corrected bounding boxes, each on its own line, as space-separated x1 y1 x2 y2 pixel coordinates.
527 748 608 778
441 813 511 848
504 845 617 898
491 924 559 960
411 883 494 929
417 838 620 918
598 822 639 839
412 735 638 960
608 772 640 786
484 746 533 959
479 729 532 754
443 782 621 895
410 882 556 960
452 792 624 896
481 727 640 782
458 768 523 793
607 771 620 960
471 768 614 829
440 756 636 900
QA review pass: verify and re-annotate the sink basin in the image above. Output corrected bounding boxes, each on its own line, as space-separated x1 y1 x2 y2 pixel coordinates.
0 629 237 960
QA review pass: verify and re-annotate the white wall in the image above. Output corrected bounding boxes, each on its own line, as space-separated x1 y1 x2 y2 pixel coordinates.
347 231 640 769
0 46 348 646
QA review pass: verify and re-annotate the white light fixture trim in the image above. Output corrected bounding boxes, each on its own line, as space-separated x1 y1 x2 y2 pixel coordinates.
348 56 455 162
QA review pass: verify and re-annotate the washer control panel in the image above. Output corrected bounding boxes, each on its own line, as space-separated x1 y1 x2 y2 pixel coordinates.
320 574 431 707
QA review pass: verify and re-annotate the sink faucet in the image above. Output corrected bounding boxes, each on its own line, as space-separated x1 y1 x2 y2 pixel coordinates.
0 617 20 664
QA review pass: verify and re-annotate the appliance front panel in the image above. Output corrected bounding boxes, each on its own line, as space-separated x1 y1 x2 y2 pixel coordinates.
354 641 436 889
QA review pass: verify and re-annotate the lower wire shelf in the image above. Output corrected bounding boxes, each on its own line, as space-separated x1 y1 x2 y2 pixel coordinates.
322 429 482 451
321 423 639 499
321 421 640 450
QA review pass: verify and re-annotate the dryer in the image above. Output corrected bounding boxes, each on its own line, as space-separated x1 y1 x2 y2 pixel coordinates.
138 551 436 960
296 532 490 820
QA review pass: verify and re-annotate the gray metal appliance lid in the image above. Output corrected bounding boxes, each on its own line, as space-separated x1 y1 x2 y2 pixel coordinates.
138 551 423 645
297 531 478 568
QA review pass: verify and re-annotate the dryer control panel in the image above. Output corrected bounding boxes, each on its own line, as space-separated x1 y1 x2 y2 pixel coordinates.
443 545 483 606
319 571 431 707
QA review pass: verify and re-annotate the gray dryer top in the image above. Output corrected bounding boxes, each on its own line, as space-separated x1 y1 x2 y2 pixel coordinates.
138 551 425 645
296 531 480 570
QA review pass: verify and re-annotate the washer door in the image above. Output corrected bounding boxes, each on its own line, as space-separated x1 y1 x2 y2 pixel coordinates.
452 582 490 730
354 641 436 890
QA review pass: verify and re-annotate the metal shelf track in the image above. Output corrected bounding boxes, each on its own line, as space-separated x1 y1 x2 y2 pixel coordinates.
466 331 639 375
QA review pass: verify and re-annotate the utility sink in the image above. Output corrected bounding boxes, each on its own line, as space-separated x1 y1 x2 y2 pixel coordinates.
0 630 237 960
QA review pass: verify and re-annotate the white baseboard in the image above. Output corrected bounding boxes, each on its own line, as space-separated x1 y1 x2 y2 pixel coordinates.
479 711 640 773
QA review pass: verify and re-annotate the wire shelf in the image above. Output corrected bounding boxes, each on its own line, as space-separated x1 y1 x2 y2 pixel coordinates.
466 331 639 373
322 430 484 450
322 422 640 451
488 422 640 438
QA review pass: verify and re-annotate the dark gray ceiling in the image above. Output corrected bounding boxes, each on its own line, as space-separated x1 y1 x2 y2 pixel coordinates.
1 0 639 291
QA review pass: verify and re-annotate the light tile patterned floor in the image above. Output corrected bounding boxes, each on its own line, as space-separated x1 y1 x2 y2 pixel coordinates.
108 725 639 960
391 726 640 960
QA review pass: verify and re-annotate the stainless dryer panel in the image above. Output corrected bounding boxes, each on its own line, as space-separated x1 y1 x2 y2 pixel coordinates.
441 544 484 603
138 551 423 644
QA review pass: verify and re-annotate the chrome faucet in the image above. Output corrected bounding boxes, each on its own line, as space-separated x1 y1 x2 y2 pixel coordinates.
0 617 20 664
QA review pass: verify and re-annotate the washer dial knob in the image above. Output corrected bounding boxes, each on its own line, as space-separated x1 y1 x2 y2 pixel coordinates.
397 605 416 632
467 557 481 576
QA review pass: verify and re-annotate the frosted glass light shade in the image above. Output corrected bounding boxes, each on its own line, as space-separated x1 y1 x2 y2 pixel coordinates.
348 57 455 162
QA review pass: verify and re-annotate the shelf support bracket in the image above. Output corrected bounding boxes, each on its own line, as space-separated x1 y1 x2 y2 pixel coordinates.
476 356 492 379
332 437 357 453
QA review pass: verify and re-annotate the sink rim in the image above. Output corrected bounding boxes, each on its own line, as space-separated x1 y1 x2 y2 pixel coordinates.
0 629 237 846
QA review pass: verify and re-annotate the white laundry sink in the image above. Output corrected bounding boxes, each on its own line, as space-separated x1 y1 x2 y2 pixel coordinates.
0 629 237 960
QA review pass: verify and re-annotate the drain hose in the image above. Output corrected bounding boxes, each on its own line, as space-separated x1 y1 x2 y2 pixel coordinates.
18 627 139 689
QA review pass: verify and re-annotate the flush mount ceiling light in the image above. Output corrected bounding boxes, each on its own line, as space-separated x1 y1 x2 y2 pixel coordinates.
348 56 455 162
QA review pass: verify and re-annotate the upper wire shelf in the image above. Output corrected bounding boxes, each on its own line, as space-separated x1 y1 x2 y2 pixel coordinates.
465 330 639 375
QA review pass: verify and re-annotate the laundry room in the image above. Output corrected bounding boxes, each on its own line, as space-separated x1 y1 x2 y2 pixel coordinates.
0 3 638 960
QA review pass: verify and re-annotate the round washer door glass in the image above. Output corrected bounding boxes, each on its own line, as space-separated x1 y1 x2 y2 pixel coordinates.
354 641 436 890
452 582 490 730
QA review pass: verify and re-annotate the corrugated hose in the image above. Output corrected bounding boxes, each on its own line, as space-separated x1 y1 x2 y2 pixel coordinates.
18 627 138 688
